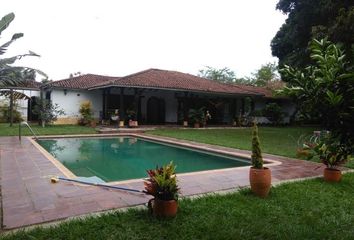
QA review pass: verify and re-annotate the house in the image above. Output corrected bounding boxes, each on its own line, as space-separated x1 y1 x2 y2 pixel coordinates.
1 68 295 125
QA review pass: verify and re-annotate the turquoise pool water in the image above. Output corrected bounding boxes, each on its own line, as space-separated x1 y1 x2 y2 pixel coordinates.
37 137 250 182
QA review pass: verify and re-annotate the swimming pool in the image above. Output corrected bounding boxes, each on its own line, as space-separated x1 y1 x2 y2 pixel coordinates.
37 137 250 182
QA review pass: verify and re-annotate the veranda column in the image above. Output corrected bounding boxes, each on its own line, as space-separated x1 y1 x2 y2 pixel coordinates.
120 88 125 120
133 88 140 121
241 98 245 115
102 89 107 119
183 91 188 121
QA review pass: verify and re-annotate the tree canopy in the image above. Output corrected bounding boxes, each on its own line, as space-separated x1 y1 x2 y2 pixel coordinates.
198 64 280 87
198 66 237 84
271 0 354 68
250 62 279 87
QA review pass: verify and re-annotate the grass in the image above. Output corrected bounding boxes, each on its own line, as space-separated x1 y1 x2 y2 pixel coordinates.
0 123 97 136
2 173 354 240
148 126 317 159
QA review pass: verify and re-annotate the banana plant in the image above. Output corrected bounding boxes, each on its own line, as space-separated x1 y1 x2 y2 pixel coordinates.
0 12 46 87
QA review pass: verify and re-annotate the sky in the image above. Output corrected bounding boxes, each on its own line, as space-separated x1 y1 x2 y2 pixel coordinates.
1 0 286 81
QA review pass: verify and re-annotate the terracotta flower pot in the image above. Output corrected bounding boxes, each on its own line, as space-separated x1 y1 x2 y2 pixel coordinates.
194 123 200 128
249 167 271 198
90 121 96 128
152 198 178 218
323 168 342 182
128 120 138 128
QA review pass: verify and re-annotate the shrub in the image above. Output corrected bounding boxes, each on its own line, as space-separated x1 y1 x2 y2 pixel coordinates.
188 107 206 125
0 101 23 123
79 101 93 125
263 102 284 125
251 123 263 169
32 98 64 126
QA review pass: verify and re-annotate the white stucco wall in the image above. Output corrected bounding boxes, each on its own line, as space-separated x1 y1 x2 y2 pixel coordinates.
0 89 40 120
51 89 103 119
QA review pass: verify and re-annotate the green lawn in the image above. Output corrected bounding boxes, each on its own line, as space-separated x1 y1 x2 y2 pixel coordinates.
3 173 354 240
0 123 97 136
148 127 317 159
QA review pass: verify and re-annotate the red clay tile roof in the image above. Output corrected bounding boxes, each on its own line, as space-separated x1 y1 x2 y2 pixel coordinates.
0 80 41 90
234 85 273 98
89 69 261 96
46 74 118 89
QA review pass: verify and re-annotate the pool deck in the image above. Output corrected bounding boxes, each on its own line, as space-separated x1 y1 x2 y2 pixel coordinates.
0 134 328 230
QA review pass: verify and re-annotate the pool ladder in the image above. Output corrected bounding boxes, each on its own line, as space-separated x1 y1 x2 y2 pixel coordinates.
19 121 38 141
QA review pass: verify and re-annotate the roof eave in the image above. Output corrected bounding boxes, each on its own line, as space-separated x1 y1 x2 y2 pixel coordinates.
88 84 262 97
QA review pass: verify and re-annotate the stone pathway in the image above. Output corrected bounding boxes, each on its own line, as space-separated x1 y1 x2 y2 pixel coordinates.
0 134 326 230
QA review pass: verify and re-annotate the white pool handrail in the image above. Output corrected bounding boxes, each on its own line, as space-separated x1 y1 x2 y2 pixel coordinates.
19 121 38 141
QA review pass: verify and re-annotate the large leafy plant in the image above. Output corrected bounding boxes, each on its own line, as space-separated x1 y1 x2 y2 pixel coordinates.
312 134 350 169
144 162 179 201
188 107 206 124
280 38 354 159
0 13 45 87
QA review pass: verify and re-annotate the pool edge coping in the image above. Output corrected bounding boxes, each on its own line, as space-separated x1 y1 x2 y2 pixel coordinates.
28 133 282 186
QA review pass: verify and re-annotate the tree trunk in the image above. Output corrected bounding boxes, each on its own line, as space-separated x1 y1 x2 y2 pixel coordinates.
9 89 14 127
40 88 45 127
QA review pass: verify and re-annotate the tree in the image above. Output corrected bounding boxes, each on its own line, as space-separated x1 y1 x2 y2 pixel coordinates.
271 0 354 68
279 38 354 155
198 66 237 83
0 13 45 87
198 66 257 85
250 62 280 87
32 98 65 127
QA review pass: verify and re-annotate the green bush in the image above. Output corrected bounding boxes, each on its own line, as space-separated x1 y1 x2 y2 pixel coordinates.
78 100 93 125
0 102 23 123
263 102 284 125
32 98 64 126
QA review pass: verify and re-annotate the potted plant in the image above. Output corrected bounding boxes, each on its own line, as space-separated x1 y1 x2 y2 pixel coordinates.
126 109 138 128
312 136 349 182
249 122 271 197
144 162 179 218
110 109 120 127
188 107 206 128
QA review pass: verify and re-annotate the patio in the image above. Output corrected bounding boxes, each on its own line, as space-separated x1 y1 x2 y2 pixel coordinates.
0 134 326 230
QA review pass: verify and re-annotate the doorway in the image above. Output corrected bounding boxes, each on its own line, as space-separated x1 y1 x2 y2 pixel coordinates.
147 97 165 124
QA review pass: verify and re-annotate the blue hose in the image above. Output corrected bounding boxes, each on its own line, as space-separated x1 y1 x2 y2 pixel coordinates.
53 176 144 193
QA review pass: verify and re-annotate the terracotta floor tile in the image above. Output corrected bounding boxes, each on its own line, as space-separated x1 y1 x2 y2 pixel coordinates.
0 135 331 229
